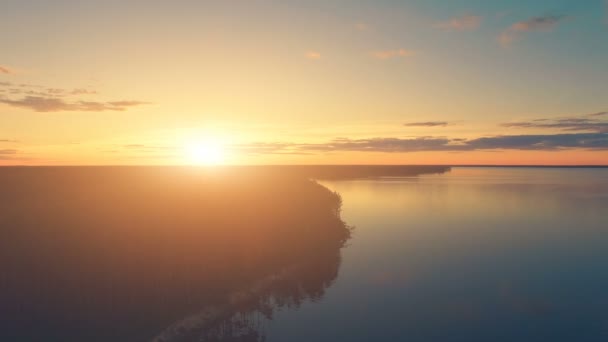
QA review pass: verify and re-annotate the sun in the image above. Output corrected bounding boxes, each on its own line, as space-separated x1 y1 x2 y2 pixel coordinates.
184 140 226 165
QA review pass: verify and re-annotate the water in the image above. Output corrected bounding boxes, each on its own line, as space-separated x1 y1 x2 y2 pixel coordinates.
266 167 608 341
2 167 607 341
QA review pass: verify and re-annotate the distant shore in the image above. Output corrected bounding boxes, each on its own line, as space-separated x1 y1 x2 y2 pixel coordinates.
0 164 452 180
1 164 606 171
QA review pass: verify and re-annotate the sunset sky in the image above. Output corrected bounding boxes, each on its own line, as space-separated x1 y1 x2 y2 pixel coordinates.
1 0 607 165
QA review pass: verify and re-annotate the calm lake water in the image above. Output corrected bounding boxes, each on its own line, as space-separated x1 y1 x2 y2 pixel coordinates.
265 167 608 341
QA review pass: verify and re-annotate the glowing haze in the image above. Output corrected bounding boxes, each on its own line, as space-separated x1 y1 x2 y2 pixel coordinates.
1 0 607 165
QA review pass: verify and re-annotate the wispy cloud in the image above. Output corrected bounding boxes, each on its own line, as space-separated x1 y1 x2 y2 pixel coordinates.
589 111 608 117
1 83 97 98
235 133 608 155
0 82 147 113
71 88 97 95
501 112 608 133
404 121 449 127
371 49 416 60
499 15 566 46
121 144 176 152
355 23 370 31
230 142 314 155
436 14 482 31
303 137 455 152
234 138 454 154
0 149 18 160
0 96 148 112
0 65 12 74
467 133 608 150
0 149 17 154
111 131 605 158
305 51 322 60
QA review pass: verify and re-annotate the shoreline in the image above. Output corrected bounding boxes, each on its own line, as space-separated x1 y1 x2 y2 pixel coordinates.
0 168 351 341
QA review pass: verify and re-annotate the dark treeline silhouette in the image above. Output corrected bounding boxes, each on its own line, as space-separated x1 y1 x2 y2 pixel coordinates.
0 166 445 341
0 167 351 342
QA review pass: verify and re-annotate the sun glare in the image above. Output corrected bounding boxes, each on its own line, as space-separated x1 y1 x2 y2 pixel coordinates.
184 140 226 165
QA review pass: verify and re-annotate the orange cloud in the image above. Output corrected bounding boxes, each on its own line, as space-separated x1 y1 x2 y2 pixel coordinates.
404 121 449 127
437 15 482 31
305 51 321 60
371 49 415 60
0 149 18 160
0 81 146 112
499 15 565 47
0 96 148 112
355 23 369 31
0 65 12 74
71 88 97 95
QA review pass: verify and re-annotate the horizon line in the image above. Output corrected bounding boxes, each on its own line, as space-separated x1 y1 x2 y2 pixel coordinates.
0 164 607 168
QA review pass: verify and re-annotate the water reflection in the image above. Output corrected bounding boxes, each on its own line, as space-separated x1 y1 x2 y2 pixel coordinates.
4 166 607 341
153 244 344 342
263 167 608 342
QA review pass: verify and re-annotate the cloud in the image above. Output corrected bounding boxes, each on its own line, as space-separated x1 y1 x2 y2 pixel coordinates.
511 15 565 31
0 66 12 74
355 23 370 31
466 133 608 150
233 137 454 155
0 80 141 112
71 88 97 95
235 133 608 155
18 83 43 88
371 49 416 60
499 15 566 46
0 96 148 112
46 88 65 95
0 149 17 154
108 101 148 107
0 149 18 160
121 144 176 152
303 137 455 152
404 121 449 127
229 142 313 155
305 51 322 60
0 82 98 98
437 14 482 31
501 112 608 133
234 112 608 154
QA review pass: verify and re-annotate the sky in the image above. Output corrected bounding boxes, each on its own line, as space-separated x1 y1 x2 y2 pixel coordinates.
1 0 607 165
